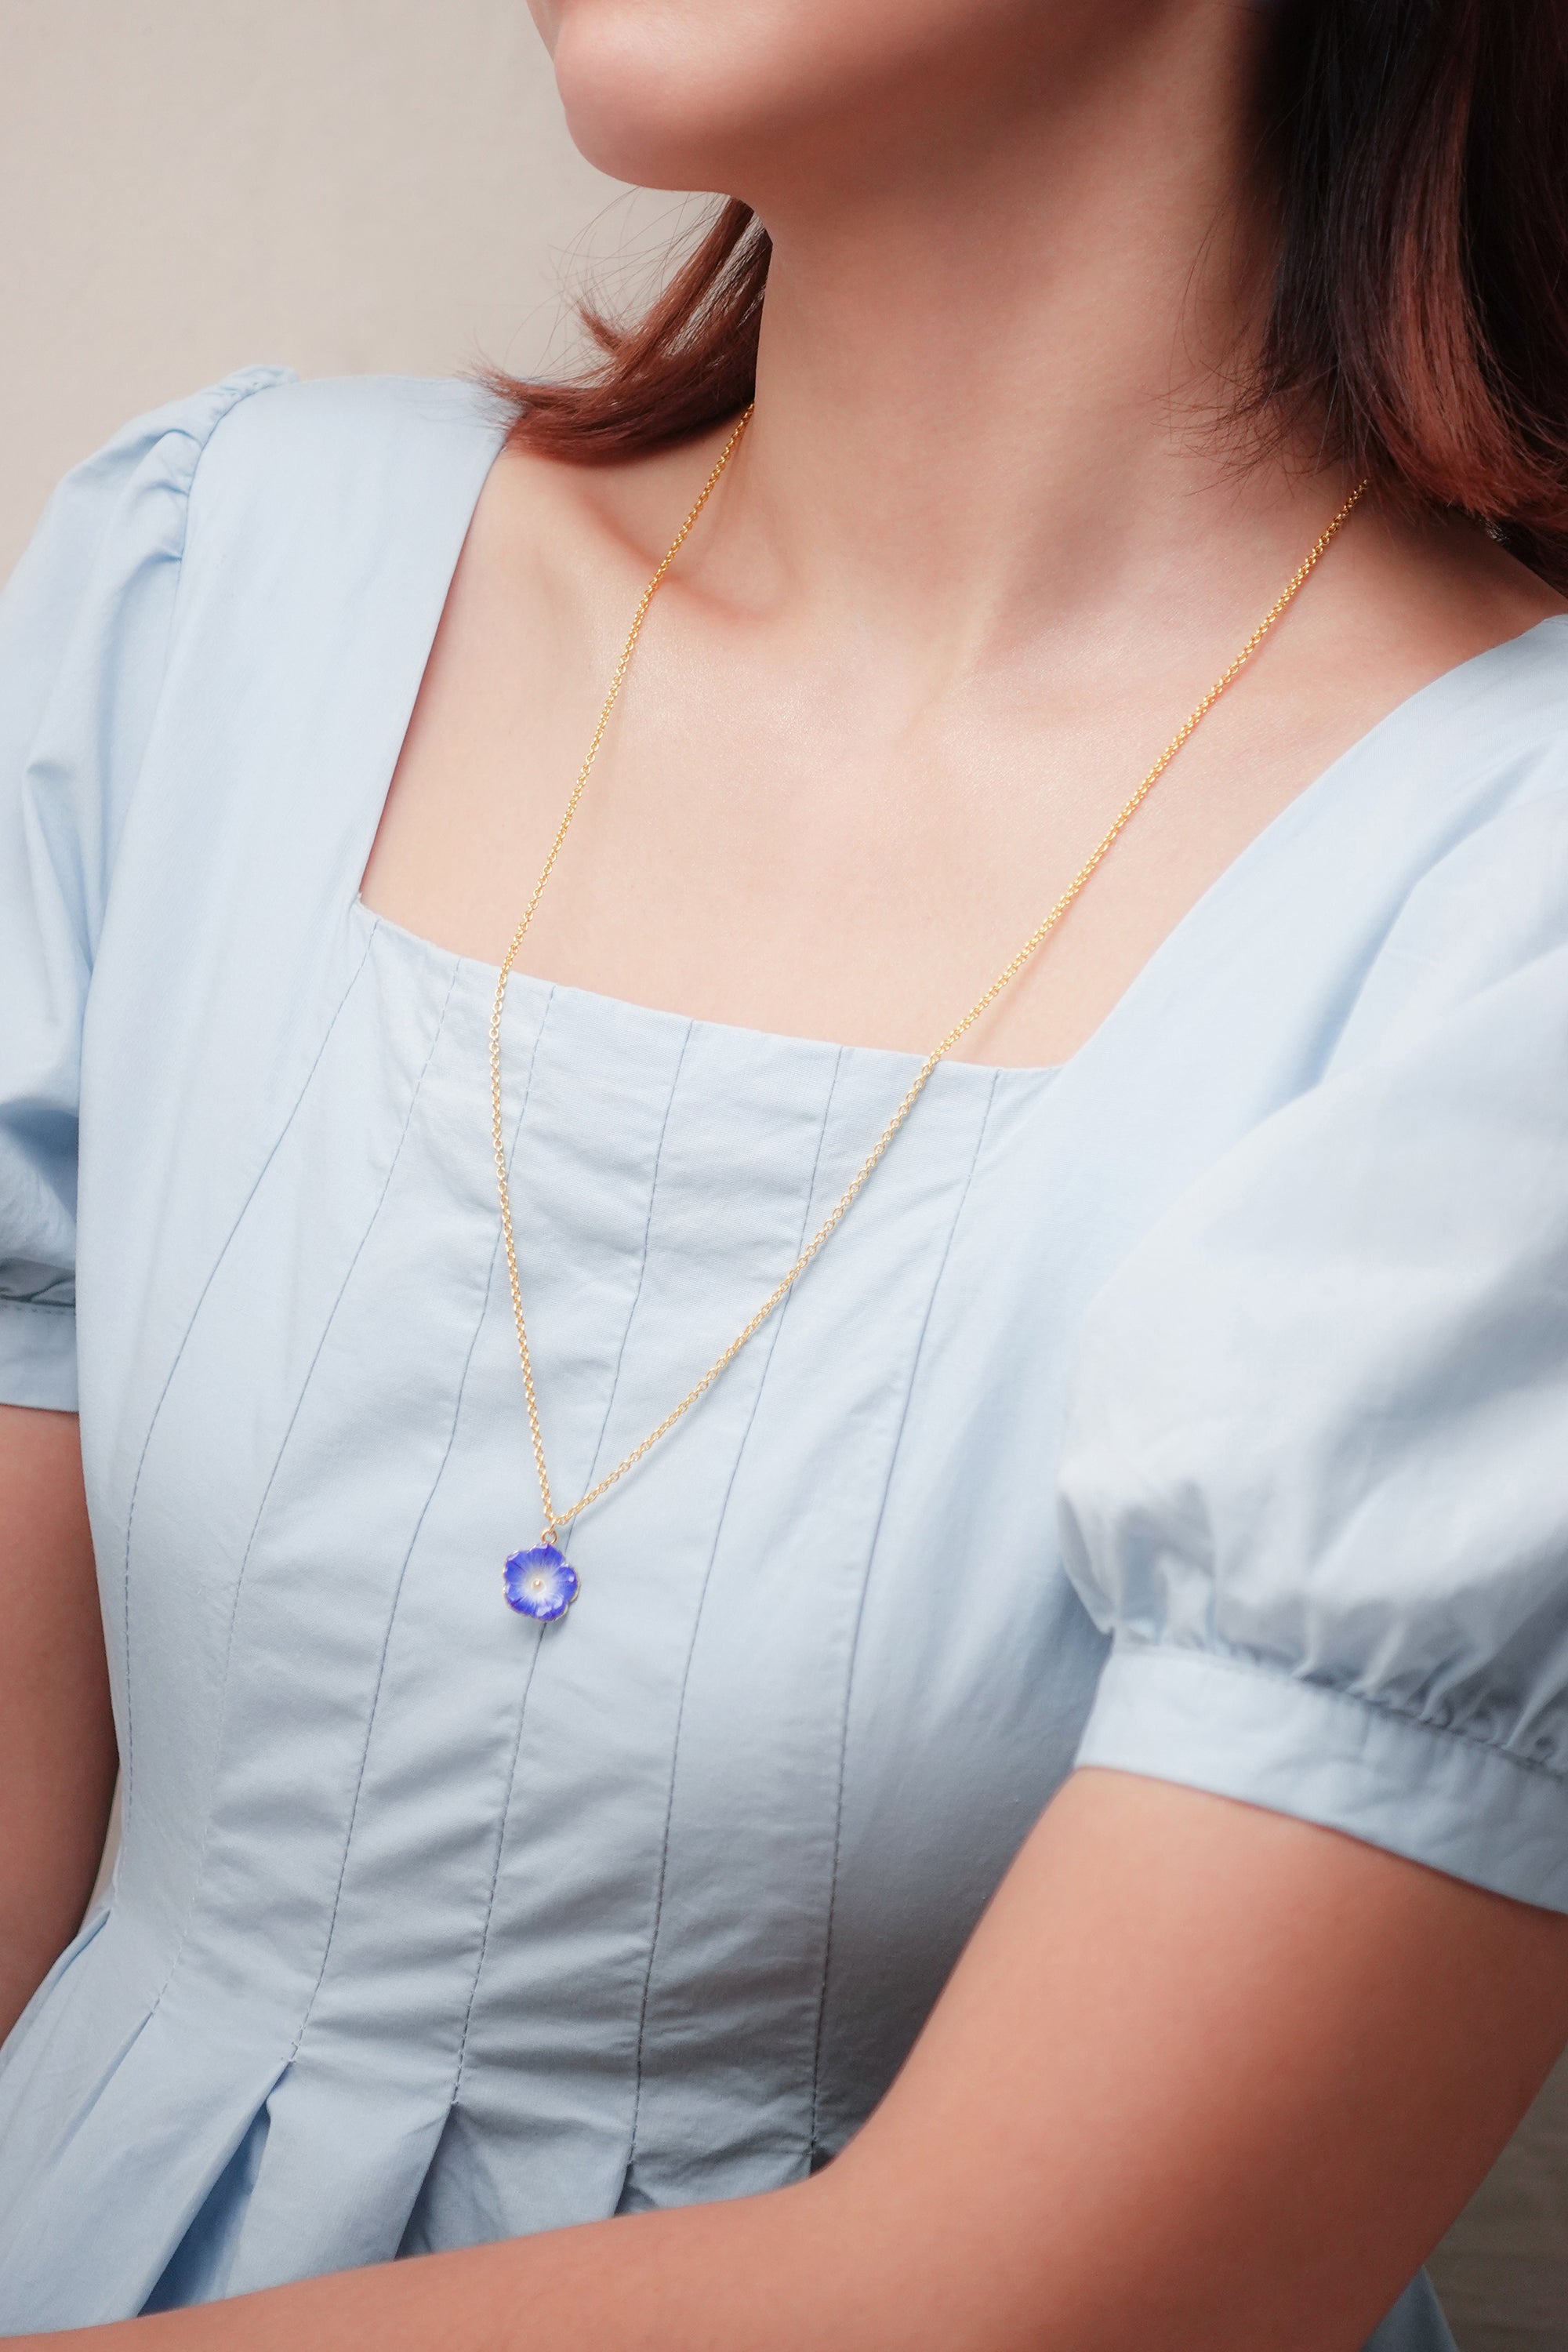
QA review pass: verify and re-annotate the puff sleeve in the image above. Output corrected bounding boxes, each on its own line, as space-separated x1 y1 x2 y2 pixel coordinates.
0 368 289 1410
1058 779 1568 1911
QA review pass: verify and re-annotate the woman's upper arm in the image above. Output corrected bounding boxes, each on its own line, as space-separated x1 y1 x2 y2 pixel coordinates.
0 1403 112 2046
831 1766 1568 2352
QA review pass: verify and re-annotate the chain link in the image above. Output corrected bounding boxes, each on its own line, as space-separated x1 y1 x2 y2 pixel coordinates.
491 411 1367 1545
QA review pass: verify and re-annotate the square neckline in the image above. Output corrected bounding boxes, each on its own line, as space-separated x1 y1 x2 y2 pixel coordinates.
349 404 1568 1092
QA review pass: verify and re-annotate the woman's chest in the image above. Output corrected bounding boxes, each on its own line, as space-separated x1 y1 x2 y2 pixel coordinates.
85 920 1127 2119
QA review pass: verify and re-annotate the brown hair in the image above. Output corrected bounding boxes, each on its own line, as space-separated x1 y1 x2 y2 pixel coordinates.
496 0 1568 588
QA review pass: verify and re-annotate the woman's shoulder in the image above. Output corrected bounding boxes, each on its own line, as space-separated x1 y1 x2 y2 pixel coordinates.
12 367 481 555
48 365 297 516
164 373 706 706
0 368 515 965
183 368 501 482
5 368 511 652
176 369 509 563
185 372 735 578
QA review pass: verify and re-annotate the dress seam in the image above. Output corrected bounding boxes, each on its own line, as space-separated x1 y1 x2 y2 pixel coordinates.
625 1046 846 2174
808 1069 999 2166
119 913 379 1826
238 947 463 1659
143 939 461 2036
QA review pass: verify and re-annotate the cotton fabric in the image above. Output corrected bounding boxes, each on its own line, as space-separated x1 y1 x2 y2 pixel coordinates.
2 370 1566 2347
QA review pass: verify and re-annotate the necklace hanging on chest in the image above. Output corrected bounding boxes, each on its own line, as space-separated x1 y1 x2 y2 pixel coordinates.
492 409 1366 1621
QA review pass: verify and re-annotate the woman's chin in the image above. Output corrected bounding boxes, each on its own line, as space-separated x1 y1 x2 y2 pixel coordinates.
549 13 731 189
547 3 830 197
557 96 726 194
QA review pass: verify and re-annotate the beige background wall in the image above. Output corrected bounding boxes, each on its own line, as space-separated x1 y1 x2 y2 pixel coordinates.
2 5 1563 2345
0 0 692 570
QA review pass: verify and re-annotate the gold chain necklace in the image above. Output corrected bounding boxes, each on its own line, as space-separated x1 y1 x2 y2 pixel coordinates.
492 409 1365 1621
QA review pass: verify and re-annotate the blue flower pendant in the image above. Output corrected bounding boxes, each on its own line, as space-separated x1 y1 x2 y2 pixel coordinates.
503 1544 580 1622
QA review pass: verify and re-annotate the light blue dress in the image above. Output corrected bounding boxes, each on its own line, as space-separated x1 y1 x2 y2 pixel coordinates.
2 371 1566 2349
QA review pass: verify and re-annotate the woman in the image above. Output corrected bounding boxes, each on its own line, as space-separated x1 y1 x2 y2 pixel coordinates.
3 0 1568 2344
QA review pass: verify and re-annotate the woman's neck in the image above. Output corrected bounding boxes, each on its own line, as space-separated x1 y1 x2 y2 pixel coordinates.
705 2 1323 656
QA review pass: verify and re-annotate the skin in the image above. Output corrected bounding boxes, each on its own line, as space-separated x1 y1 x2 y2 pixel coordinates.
6 0 1568 2343
0 1406 114 2049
